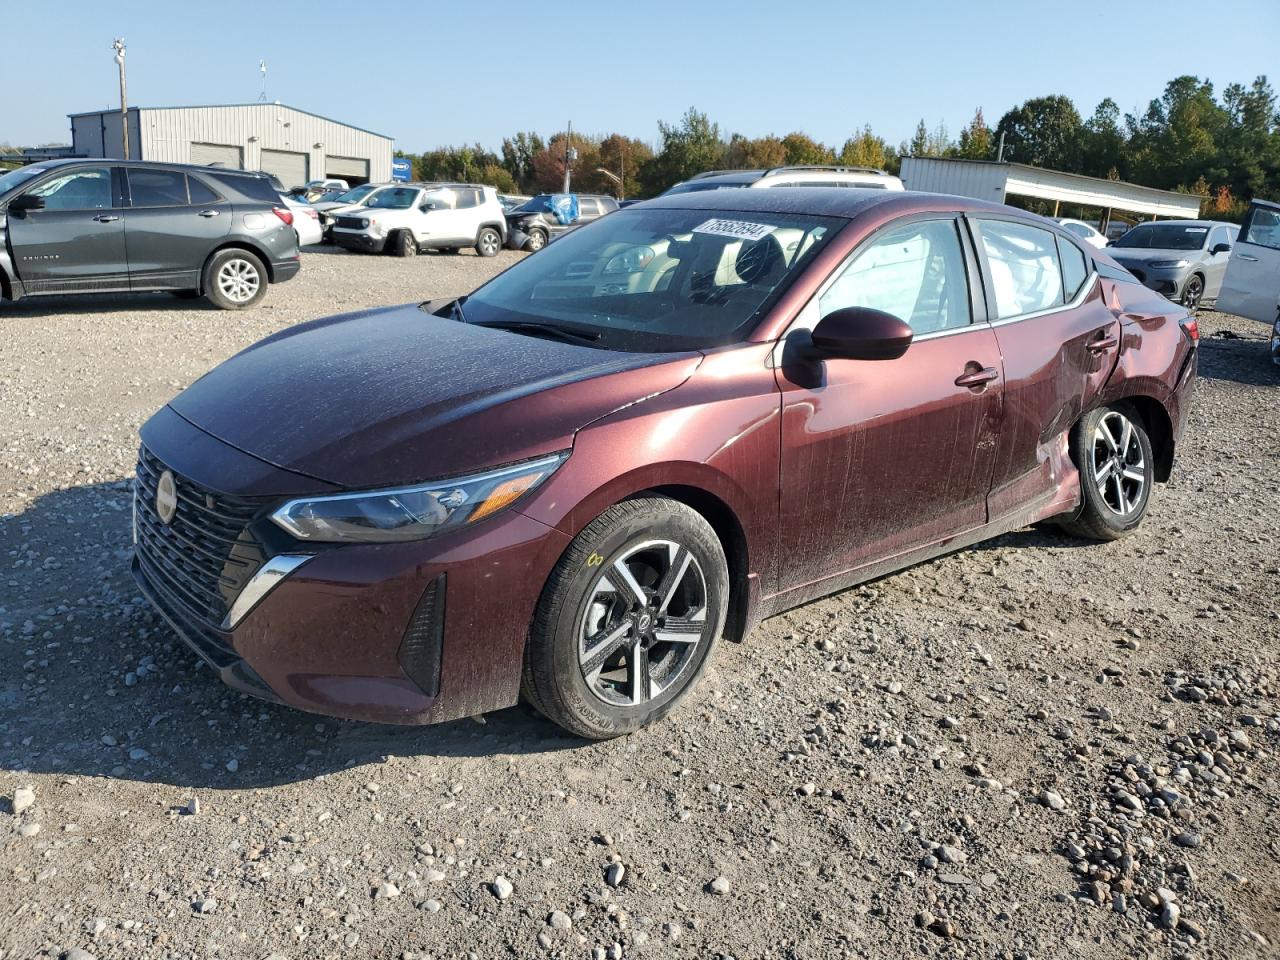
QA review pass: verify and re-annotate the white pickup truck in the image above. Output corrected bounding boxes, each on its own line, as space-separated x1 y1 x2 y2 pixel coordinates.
330 183 507 257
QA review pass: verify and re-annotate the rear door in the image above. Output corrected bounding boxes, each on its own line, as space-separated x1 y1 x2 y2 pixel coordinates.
1218 200 1280 324
973 217 1120 523
5 165 128 291
122 168 230 290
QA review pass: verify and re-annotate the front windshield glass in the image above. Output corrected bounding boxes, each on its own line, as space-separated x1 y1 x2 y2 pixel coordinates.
335 184 377 204
365 187 419 210
0 165 49 196
463 207 844 352
1113 223 1210 251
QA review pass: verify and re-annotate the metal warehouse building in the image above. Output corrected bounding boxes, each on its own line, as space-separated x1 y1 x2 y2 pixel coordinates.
900 157 1201 229
67 103 394 187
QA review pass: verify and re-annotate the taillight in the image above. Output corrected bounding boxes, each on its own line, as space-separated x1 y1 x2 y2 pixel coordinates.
1180 317 1199 343
272 207 294 227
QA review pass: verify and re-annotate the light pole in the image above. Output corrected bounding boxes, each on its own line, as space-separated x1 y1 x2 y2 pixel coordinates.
595 167 623 201
112 38 128 159
562 120 576 193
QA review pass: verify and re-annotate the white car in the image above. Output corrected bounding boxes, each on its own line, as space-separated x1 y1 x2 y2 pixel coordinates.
305 178 348 191
664 165 905 195
279 194 322 246
313 183 401 238
330 183 507 257
1217 198 1280 363
1054 217 1108 249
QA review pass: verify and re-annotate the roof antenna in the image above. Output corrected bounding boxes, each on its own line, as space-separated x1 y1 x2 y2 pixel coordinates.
258 60 268 102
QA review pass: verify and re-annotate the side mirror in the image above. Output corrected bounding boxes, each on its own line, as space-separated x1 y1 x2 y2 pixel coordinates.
811 306 913 361
9 194 46 213
1211 242 1231 255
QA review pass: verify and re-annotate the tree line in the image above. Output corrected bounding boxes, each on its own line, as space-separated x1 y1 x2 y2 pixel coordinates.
398 74 1280 218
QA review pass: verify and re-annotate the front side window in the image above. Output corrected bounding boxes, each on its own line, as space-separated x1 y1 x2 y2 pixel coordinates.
978 219 1064 319
128 169 188 207
28 167 112 210
463 207 842 351
820 219 971 335
1241 207 1280 251
1058 236 1089 300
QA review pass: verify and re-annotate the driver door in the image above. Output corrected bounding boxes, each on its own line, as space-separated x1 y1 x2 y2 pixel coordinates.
1218 200 1280 324
6 165 128 292
774 215 1002 594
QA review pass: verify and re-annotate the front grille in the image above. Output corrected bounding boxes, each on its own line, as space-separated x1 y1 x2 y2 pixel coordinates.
335 215 366 230
134 448 269 630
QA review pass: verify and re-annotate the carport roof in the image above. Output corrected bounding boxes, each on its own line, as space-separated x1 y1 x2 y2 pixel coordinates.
67 102 393 141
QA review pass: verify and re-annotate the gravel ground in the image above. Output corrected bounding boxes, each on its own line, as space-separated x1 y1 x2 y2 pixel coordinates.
2 246 1279 960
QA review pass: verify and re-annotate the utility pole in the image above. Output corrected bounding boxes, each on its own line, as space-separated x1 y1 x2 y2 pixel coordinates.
562 120 573 193
112 38 129 159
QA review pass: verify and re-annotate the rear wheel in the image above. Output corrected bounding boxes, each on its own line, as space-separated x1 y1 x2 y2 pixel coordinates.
1057 403 1155 541
475 227 501 258
202 250 267 310
522 497 728 739
394 230 418 258
1180 274 1204 311
525 228 547 252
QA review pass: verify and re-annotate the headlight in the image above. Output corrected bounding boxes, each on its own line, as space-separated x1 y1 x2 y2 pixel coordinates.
269 453 567 543
1149 259 1189 269
359 218 370 229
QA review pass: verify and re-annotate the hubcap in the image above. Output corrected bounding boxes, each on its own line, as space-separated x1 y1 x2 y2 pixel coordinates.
1182 277 1202 309
578 540 709 708
216 259 260 303
529 232 545 251
481 231 498 254
1091 411 1147 515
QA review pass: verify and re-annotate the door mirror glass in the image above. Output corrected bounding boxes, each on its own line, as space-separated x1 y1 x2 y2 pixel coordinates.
9 194 46 213
1211 242 1231 255
811 306 914 361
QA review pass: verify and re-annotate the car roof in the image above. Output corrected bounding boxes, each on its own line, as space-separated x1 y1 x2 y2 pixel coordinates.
640 187 1015 220
1126 219 1233 228
16 157 275 179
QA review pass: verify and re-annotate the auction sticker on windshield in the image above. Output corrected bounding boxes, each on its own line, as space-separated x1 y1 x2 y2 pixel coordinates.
693 218 777 242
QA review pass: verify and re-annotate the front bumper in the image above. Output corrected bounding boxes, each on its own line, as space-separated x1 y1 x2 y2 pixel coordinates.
132 419 572 725
332 230 387 254
1115 261 1190 299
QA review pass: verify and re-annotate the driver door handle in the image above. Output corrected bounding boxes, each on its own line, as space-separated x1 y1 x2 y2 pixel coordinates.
92 214 119 223
954 365 999 388
198 209 220 218
1087 335 1118 353
1236 254 1259 262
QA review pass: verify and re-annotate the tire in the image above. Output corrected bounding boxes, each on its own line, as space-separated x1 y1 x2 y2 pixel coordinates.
1057 402 1155 541
394 230 418 258
524 228 547 253
522 497 728 739
202 249 267 310
475 227 501 258
1180 274 1204 311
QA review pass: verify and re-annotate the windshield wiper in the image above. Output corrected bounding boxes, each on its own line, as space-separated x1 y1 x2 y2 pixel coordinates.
476 319 602 346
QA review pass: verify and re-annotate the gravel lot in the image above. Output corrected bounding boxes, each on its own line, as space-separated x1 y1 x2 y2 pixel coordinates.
2 246 1279 960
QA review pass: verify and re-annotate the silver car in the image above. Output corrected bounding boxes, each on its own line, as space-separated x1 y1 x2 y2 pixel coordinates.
1108 219 1239 310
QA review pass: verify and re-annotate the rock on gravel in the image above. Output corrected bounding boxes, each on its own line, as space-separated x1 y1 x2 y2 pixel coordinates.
11 785 35 814
707 876 732 895
490 876 513 900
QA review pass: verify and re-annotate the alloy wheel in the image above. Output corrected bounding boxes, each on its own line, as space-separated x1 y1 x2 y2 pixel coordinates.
578 539 709 707
527 230 546 252
1180 275 1203 310
216 259 261 303
1091 410 1147 515
479 230 500 256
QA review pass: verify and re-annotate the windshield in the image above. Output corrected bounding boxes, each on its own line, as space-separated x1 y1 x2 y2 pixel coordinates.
463 207 843 351
0 165 50 196
365 187 420 210
663 181 752 195
1113 223 1210 251
335 184 378 204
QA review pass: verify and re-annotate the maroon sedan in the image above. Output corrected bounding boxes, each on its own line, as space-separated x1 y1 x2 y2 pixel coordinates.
132 190 1198 738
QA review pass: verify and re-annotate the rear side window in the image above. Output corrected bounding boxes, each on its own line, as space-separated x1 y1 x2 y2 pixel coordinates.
187 176 221 205
128 169 188 207
578 199 599 216
978 220 1064 319
1057 237 1089 299
209 172 279 204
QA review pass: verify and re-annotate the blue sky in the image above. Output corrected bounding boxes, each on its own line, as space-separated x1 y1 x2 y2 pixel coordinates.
5 0 1279 152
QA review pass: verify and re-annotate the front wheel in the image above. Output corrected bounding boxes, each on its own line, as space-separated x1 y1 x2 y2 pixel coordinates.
1057 403 1155 541
203 250 267 310
1179 274 1204 311
524 228 547 252
394 230 418 258
475 227 501 258
522 497 728 739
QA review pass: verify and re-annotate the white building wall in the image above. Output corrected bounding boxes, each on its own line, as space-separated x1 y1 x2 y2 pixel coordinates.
900 157 1008 202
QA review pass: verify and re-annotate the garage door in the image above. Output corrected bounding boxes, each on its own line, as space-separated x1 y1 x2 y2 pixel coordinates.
260 149 309 189
190 142 243 169
326 156 369 181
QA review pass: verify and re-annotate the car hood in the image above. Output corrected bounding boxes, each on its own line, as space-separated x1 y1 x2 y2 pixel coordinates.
168 303 701 489
1109 247 1202 263
313 201 359 213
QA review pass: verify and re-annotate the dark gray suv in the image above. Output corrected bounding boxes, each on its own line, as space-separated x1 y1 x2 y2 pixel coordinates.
0 159 301 309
